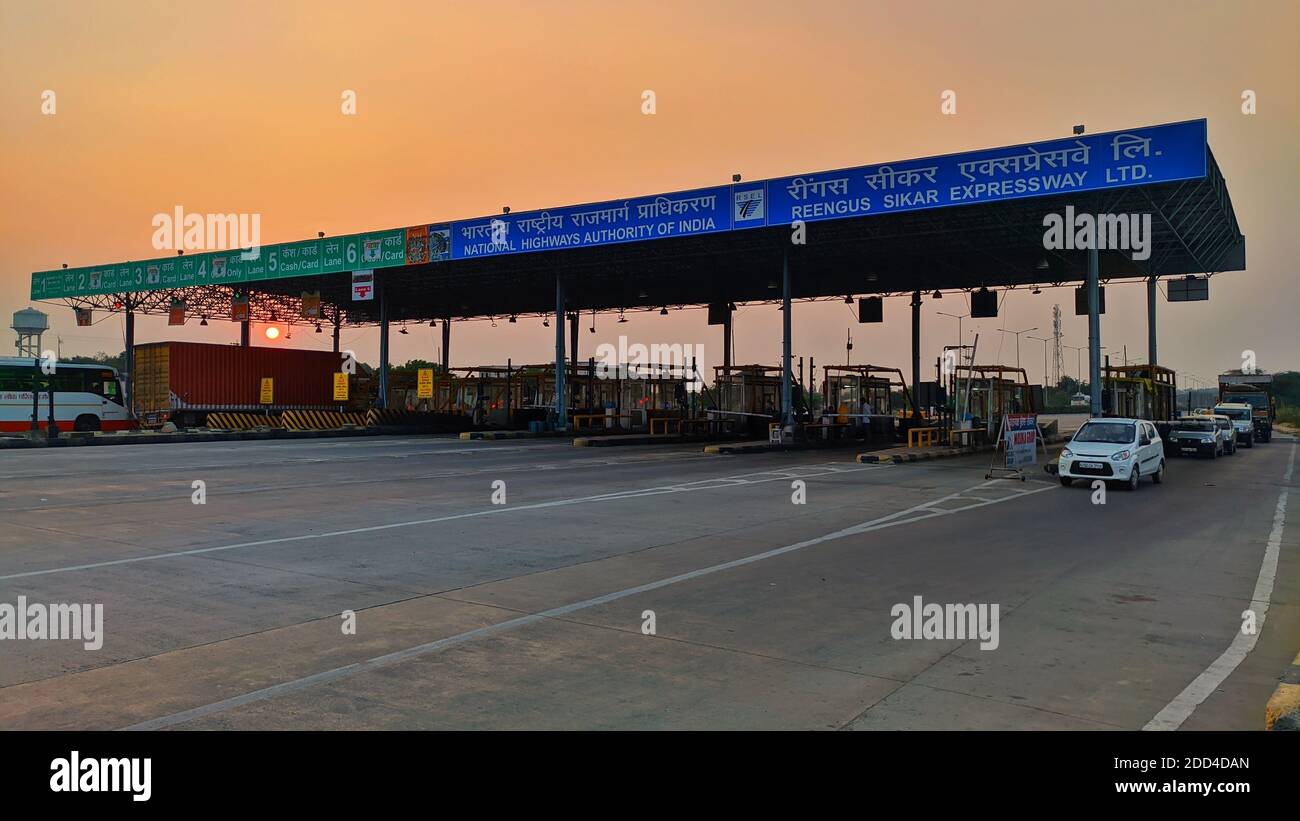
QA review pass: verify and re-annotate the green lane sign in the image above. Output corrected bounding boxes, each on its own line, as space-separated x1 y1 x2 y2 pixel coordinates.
30 227 409 300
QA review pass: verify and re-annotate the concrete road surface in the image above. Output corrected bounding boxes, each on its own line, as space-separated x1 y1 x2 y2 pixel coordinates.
0 432 1295 730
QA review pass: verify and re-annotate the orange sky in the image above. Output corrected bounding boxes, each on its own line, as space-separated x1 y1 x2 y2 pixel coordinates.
1 0 1297 385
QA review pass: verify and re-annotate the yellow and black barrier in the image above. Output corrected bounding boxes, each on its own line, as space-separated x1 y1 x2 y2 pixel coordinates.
365 408 440 426
281 410 368 430
205 412 282 430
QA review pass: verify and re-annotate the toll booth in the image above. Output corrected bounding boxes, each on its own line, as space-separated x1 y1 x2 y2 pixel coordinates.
707 364 803 437
425 361 702 431
815 365 910 442
948 364 1036 443
1101 364 1177 422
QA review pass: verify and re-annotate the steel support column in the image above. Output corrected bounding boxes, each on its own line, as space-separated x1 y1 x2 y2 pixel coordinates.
124 298 135 416
781 250 792 430
441 319 450 372
722 309 732 379
1147 276 1158 366
378 281 390 410
911 290 922 418
1088 247 1102 417
569 310 578 382
555 277 567 429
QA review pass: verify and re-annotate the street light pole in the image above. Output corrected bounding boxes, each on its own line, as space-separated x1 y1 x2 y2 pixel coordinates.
998 326 1037 371
937 311 970 368
1028 335 1051 387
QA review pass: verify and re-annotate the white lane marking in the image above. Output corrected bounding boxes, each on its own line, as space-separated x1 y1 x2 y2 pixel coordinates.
0 445 547 481
123 478 1055 730
0 463 887 582
1144 439 1296 731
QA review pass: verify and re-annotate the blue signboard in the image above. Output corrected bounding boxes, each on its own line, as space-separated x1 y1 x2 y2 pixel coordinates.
764 119 1206 226
446 119 1206 261
33 120 1208 298
450 184 738 260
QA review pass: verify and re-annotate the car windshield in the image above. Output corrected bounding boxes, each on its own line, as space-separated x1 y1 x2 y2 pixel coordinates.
1174 421 1215 431
1215 407 1251 420
1073 422 1135 444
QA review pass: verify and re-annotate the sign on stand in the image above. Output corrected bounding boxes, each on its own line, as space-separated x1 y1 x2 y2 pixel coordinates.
986 413 1044 480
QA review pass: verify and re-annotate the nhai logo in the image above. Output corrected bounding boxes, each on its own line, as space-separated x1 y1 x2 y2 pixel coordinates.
734 188 765 222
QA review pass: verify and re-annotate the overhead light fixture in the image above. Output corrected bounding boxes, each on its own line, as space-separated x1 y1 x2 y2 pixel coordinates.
199 316 208 326
1073 124 1085 135
767 281 777 290
659 306 668 316
398 326 409 335
502 206 510 214
1036 259 1050 270
317 231 325 238
1032 286 1042 295
617 311 628 324
429 319 437 327
637 290 648 299
932 290 942 299
727 302 736 311
866 273 878 282
314 323 322 333
843 295 853 304
543 315 550 327
732 173 742 183
508 315 517 324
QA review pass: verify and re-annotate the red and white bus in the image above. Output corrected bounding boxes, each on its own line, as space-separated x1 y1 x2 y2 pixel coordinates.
0 357 134 432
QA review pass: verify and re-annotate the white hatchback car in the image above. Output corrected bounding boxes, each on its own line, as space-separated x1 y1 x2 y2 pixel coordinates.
1058 418 1165 491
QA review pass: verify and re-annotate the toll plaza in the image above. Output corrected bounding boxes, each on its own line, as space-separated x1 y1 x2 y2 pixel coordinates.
29 119 1244 448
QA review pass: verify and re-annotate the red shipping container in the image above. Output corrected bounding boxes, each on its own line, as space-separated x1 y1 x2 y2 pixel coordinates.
133 341 343 413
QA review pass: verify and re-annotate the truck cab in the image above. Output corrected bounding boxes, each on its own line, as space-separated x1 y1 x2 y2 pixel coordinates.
1218 373 1275 443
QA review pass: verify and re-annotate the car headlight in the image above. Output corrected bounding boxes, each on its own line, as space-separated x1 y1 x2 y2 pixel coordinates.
1061 448 1073 459
1111 450 1131 461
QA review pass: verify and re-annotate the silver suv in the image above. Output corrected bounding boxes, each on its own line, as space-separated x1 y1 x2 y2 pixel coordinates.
1213 403 1255 448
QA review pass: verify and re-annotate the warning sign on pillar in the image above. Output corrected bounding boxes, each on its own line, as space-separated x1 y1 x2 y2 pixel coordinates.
417 368 434 399
333 373 349 401
259 378 274 405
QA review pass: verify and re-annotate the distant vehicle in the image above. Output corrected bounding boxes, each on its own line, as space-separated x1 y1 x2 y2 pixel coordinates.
1213 402 1255 448
1218 372 1274 442
1069 392 1089 407
0 356 133 432
1058 418 1164 491
1165 416 1225 458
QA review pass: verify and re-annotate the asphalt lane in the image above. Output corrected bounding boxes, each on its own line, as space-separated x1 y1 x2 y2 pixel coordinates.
0 433 1294 730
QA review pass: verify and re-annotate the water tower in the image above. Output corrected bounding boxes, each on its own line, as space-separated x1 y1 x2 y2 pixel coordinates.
11 308 49 357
